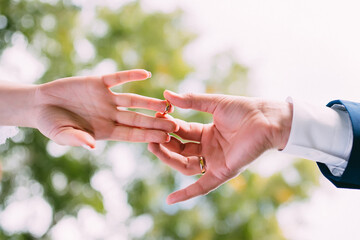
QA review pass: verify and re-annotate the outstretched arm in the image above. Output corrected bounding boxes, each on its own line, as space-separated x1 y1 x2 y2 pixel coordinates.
0 69 177 148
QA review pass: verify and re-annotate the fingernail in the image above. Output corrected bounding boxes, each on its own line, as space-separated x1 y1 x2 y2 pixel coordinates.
166 134 171 142
146 70 152 78
82 144 94 150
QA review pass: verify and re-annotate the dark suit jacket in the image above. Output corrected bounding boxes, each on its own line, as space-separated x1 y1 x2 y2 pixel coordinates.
318 100 360 188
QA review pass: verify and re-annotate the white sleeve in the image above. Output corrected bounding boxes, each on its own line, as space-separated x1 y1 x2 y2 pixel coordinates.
0 126 19 145
282 98 353 177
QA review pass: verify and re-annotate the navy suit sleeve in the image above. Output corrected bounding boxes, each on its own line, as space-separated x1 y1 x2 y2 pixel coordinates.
317 100 360 188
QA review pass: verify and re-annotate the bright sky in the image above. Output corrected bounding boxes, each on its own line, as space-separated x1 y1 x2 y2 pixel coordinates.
173 0 360 102
2 0 360 239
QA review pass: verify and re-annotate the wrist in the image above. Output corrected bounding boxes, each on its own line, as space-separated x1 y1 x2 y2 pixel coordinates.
265 100 293 150
0 82 39 128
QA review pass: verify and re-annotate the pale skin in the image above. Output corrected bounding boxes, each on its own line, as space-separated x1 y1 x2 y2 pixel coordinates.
0 69 177 148
148 90 293 204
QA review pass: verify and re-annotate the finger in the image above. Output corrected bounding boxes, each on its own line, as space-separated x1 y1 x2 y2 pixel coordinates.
161 136 201 156
155 112 179 132
110 125 170 143
114 93 173 113
148 143 201 176
102 69 151 88
155 113 203 142
53 127 96 148
166 171 223 204
175 119 204 142
115 110 177 132
164 90 224 113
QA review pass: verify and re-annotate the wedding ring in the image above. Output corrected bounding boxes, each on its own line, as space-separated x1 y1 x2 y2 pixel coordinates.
163 100 172 115
199 156 206 174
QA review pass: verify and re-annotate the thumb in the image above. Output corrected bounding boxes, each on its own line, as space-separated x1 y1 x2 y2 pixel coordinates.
52 127 96 149
163 90 223 114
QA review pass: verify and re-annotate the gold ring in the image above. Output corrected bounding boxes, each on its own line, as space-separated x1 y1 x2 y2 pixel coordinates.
163 100 171 115
199 156 206 174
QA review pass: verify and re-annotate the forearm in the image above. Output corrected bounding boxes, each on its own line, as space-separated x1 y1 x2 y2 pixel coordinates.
0 81 38 128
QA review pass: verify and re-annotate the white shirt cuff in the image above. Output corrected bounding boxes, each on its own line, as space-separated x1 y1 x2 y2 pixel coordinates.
282 98 353 177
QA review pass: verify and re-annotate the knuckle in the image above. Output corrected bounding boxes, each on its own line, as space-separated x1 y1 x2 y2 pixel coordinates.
132 113 141 126
116 73 123 82
197 182 207 195
152 118 161 129
184 188 191 198
128 71 135 79
183 93 195 108
137 129 147 141
128 94 134 106
126 128 136 141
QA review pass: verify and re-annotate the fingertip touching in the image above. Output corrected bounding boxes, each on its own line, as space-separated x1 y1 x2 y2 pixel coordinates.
165 90 219 113
164 90 198 110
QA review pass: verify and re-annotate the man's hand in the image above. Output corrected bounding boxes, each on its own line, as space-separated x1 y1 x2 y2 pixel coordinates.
0 69 177 148
148 90 293 204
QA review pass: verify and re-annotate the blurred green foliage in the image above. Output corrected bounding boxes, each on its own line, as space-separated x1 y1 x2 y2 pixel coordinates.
0 0 319 239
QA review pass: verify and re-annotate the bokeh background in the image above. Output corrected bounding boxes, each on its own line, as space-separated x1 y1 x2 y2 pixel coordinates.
0 0 360 239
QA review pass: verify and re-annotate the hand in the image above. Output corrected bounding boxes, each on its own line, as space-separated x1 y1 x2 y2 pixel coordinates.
23 69 176 148
148 90 293 204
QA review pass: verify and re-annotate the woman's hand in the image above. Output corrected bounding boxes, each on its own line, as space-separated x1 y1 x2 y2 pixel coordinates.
148 90 293 204
0 69 177 148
